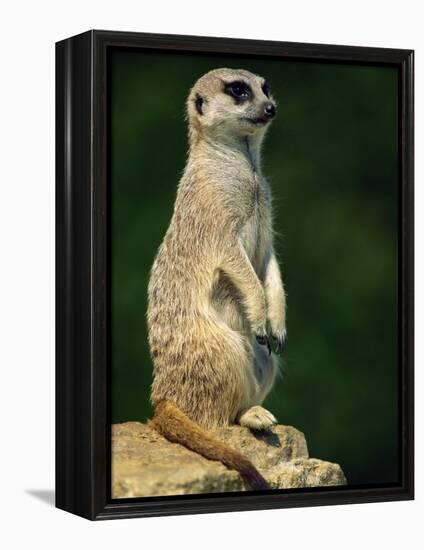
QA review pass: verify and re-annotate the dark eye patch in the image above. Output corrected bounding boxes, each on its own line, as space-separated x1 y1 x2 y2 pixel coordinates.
262 80 270 98
224 80 252 103
194 94 204 115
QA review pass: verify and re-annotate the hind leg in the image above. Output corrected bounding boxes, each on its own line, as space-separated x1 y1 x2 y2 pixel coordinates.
237 405 277 430
252 338 278 404
236 339 278 430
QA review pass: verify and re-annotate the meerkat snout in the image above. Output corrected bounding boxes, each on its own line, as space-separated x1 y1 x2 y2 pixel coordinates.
264 102 276 119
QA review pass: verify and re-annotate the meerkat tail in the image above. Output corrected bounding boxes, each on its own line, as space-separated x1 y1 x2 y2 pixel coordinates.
149 400 270 491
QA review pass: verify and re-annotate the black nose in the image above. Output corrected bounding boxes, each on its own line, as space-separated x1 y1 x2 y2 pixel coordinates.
264 103 276 119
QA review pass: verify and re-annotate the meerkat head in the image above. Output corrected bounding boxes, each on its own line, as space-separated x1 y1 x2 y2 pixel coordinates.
187 68 277 144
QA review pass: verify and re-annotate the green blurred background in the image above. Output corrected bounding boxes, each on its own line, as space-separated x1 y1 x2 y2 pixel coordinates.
110 49 399 486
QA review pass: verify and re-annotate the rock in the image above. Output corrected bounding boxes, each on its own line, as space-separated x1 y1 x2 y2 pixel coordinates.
112 422 346 498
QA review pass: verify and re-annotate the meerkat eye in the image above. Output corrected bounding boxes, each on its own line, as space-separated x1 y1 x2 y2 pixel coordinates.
262 81 270 98
224 81 251 101
195 94 204 115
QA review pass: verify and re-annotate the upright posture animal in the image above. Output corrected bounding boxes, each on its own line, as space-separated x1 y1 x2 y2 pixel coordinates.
148 69 286 490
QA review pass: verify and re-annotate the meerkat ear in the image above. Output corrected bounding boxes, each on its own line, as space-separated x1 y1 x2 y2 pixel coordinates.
194 94 204 115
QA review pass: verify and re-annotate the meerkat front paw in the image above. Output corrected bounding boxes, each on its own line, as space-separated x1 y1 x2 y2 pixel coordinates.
255 329 271 356
257 326 286 355
237 405 277 431
272 329 287 355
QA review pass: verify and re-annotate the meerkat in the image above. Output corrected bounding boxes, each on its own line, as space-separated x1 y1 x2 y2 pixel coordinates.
148 68 287 491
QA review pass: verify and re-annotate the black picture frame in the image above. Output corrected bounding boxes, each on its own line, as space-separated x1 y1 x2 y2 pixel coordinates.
55 29 414 521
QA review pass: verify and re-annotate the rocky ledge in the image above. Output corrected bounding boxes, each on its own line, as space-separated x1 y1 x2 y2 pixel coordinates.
112 422 346 498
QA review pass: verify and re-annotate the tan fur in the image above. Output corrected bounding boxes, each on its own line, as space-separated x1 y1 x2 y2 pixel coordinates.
147 69 286 490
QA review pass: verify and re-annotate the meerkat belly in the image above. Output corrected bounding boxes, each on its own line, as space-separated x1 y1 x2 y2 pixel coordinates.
212 188 269 334
239 181 270 273
211 271 249 334
240 212 260 267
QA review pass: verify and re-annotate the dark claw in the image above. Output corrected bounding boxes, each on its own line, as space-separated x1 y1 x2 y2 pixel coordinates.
273 332 287 355
256 332 272 356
